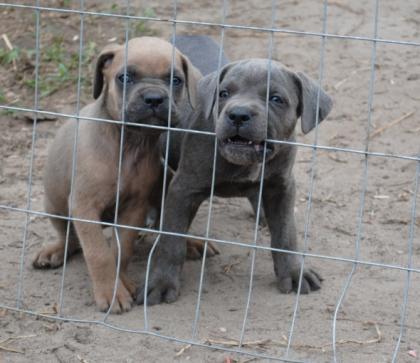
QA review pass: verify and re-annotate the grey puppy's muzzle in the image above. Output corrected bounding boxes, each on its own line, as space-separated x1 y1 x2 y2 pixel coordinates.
216 102 274 165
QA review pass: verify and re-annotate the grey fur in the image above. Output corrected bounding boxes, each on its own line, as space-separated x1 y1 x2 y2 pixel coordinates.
137 56 333 305
174 35 229 76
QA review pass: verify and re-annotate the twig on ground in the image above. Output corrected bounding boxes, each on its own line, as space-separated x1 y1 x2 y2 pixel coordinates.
223 260 241 274
329 1 365 15
0 334 37 354
370 111 415 139
405 93 420 102
174 344 191 357
0 344 23 354
76 355 89 363
282 321 381 351
325 152 348 163
36 303 58 316
205 338 272 348
205 321 381 352
335 321 382 346
345 15 366 36
333 67 370 90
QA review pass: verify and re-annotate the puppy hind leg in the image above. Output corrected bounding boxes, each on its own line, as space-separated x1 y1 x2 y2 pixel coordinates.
33 217 80 269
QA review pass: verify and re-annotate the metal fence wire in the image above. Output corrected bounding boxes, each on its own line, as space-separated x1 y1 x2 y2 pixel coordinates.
0 1 419 362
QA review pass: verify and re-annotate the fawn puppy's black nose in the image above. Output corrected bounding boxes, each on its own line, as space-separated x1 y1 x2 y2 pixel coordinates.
143 92 165 108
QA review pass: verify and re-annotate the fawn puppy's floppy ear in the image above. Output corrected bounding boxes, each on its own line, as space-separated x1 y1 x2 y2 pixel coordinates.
294 71 333 134
93 43 121 99
180 54 202 109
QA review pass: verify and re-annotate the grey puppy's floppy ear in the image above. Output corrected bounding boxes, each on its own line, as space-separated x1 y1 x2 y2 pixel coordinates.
294 71 333 134
93 43 121 99
199 62 235 120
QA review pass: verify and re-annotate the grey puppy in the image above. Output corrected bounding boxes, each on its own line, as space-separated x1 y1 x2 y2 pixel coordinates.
137 50 333 306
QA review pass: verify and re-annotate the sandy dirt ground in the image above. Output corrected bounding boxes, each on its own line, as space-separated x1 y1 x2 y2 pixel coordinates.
1 0 420 362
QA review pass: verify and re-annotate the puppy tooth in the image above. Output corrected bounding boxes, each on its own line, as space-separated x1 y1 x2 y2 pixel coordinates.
248 140 253 145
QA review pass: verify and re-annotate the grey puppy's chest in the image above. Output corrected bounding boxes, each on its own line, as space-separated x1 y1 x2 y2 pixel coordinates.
213 160 270 198
227 162 263 183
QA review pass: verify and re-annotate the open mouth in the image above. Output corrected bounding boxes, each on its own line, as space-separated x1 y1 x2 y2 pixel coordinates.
223 135 273 153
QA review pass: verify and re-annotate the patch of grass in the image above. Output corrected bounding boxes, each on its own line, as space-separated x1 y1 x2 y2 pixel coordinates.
131 8 158 36
0 89 5 104
83 41 97 63
1 108 19 117
4 38 98 99
0 47 20 65
24 63 79 98
110 3 119 13
0 89 18 117
0 46 36 71
43 37 66 63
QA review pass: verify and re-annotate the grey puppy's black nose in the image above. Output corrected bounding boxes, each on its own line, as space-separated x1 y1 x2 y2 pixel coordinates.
143 92 165 108
228 107 251 126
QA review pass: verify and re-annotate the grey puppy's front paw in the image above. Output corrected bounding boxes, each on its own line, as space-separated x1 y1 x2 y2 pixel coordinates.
277 267 322 294
136 265 182 305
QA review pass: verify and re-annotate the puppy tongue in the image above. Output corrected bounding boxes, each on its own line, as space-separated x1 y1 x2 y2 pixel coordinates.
254 143 264 152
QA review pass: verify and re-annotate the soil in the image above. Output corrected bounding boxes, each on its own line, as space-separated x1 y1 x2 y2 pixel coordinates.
1 0 420 362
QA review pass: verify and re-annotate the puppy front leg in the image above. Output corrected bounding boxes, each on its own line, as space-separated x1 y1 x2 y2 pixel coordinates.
263 178 322 294
148 171 220 260
72 206 133 313
111 200 149 297
136 178 206 305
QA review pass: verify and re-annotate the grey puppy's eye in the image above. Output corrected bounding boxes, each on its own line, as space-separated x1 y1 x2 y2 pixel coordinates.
219 90 229 98
118 72 135 84
269 95 286 104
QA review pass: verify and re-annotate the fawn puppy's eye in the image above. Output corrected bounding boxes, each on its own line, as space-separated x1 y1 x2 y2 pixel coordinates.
118 72 135 84
172 76 182 86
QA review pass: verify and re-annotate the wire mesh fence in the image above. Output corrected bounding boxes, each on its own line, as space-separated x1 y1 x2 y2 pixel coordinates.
0 1 419 362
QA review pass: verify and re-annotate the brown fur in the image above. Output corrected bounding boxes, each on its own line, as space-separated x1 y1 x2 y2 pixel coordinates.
33 37 202 313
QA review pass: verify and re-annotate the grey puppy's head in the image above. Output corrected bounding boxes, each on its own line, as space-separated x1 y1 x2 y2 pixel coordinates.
93 37 201 133
200 59 333 165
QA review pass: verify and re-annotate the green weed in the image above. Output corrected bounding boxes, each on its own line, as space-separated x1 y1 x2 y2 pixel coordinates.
43 38 66 63
12 39 98 98
131 8 158 36
0 47 20 65
0 89 18 116
0 89 5 103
